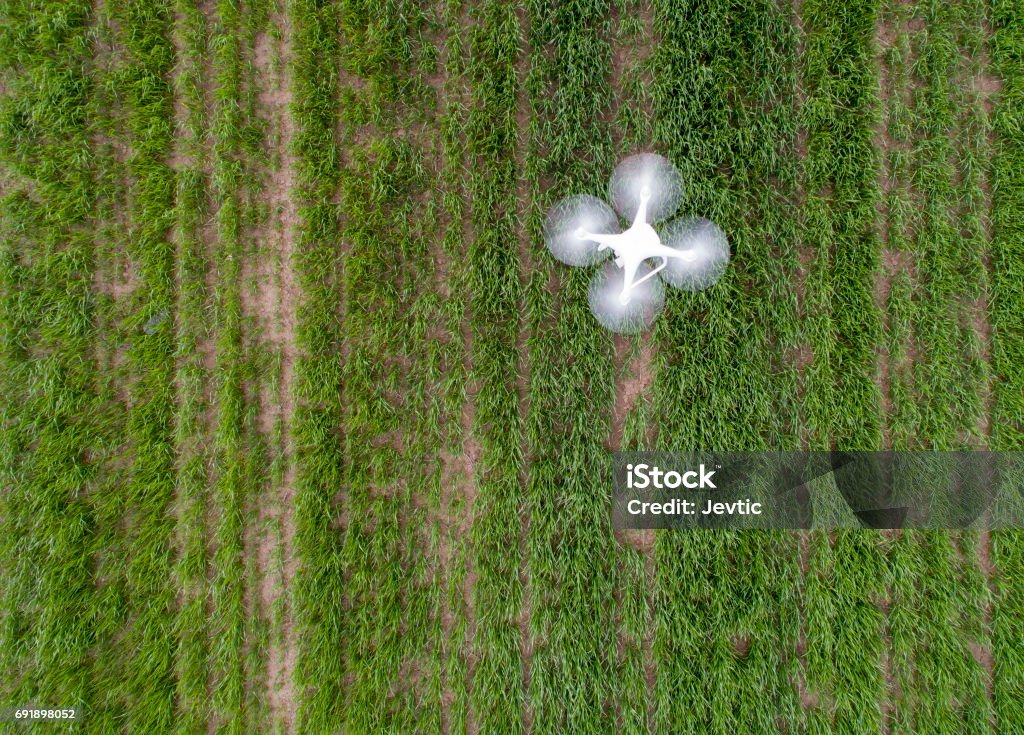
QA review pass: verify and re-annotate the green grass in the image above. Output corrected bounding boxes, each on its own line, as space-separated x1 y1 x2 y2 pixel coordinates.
208 0 256 728
464 0 524 730
289 0 346 730
523 1 624 732
0 0 121 727
169 1 212 732
333 2 448 730
0 0 1021 732
798 1 892 733
107 0 180 729
990 0 1024 731
647 0 804 732
889 2 993 731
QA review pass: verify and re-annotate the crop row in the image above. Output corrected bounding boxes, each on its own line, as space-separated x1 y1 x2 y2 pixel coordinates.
334 0 448 730
289 0 346 729
991 0 1024 730
608 5 658 731
522 0 632 732
889 0 992 730
208 0 269 728
799 0 889 731
463 0 525 730
106 0 181 730
0 0 104 720
909 0 987 448
170 0 212 731
646 0 805 731
437 0 471 730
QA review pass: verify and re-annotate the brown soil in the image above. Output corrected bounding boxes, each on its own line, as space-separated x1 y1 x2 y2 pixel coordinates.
731 633 752 657
973 74 1003 115
875 3 903 451
975 531 996 699
964 21 999 447
968 638 995 684
608 338 654 452
977 529 995 578
967 292 992 442
616 528 655 555
247 9 301 732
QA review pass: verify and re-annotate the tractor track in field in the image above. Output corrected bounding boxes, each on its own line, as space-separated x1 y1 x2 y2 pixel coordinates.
961 9 1000 702
231 9 276 728
875 0 910 452
249 3 300 730
965 15 1001 449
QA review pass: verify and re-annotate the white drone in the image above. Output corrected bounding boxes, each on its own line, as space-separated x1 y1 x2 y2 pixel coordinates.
543 153 730 333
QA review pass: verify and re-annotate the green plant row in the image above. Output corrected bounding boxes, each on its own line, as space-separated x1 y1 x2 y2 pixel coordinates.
288 0 346 731
521 1 625 733
461 0 525 731
890 2 993 731
990 0 1024 730
607 5 656 731
880 0 919 448
101 0 180 730
0 0 106 720
207 0 275 729
332 1 448 730
908 0 985 449
645 0 805 731
798 1 889 732
170 0 212 732
437 1 471 730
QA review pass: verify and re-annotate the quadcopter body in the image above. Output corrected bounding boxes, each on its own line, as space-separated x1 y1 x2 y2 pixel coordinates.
578 186 698 305
543 152 731 333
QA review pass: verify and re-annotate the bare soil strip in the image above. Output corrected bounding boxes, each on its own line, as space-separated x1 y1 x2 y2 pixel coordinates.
964 12 1000 703
248 3 300 729
608 337 654 454
967 21 1002 447
874 8 911 727
874 0 912 451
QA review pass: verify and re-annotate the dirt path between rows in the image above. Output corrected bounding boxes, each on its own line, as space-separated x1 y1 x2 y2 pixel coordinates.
249 5 300 730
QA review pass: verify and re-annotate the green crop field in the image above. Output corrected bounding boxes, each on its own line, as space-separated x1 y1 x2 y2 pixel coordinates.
0 0 1022 731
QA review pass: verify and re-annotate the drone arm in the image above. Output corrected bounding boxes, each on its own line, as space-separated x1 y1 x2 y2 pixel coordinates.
630 257 668 290
618 256 668 304
632 187 652 226
619 260 640 304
